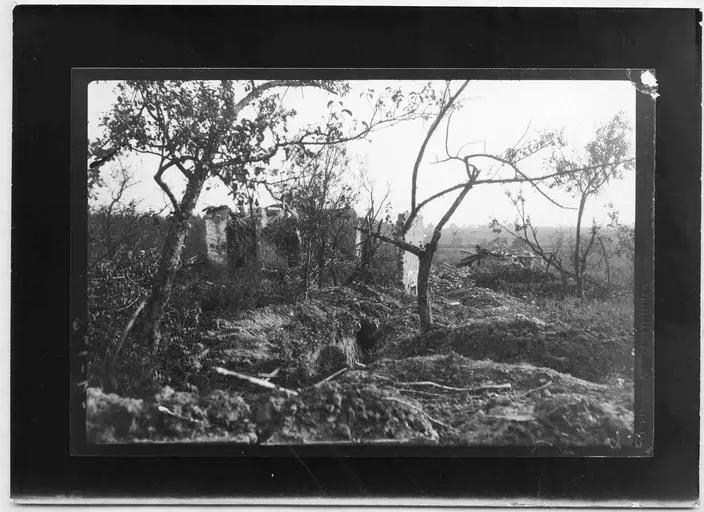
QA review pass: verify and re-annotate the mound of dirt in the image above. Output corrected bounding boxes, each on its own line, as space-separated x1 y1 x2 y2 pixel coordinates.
189 284 413 391
379 315 632 383
254 382 438 445
87 353 633 447
86 388 148 443
315 341 358 375
86 386 257 443
347 354 633 447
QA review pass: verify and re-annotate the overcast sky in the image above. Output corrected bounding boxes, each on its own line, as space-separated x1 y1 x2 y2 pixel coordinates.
88 79 636 227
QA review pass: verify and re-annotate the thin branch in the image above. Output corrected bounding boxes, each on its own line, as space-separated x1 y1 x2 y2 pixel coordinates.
231 80 339 118
356 226 422 256
313 367 348 387
111 298 148 365
413 183 468 214
513 380 552 398
214 366 299 396
465 153 574 209
394 380 513 393
427 175 476 246
411 80 470 212
157 405 204 424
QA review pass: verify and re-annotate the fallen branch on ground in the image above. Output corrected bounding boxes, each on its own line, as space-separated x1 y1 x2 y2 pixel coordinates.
382 396 450 428
376 374 512 394
398 388 448 398
257 367 281 381
314 367 348 387
157 405 204 424
513 381 552 398
214 367 299 396
400 381 512 393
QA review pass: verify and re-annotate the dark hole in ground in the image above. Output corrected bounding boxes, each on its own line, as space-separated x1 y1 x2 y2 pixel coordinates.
356 317 381 359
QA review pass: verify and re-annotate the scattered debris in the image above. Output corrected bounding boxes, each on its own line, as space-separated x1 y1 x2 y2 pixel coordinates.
214 366 299 396
88 265 634 447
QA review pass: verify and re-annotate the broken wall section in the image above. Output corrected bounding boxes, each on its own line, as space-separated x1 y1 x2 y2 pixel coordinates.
203 206 230 266
395 213 425 294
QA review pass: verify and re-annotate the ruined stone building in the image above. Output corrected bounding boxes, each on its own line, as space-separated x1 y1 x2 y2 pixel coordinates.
204 204 301 271
456 244 545 270
203 203 425 293
204 204 359 271
203 205 231 266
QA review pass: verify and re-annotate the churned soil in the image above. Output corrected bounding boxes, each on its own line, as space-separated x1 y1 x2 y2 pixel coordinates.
86 269 634 447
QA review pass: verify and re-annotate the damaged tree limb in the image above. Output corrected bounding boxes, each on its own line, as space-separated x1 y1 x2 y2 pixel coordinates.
214 366 299 396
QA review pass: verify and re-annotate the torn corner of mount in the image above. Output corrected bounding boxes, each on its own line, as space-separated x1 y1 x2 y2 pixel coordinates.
628 69 659 100
640 70 658 89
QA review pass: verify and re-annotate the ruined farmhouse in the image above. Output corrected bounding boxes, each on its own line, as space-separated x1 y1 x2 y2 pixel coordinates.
203 204 425 292
203 204 304 270
456 245 546 270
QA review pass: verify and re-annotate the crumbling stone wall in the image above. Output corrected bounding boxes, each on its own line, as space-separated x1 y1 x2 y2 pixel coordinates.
260 207 301 269
395 213 425 294
334 207 361 260
204 206 230 266
206 204 458 296
203 205 303 271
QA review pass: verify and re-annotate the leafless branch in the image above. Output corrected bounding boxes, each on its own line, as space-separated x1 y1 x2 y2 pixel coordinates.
231 80 339 118
214 366 299 396
357 226 422 256
411 80 470 212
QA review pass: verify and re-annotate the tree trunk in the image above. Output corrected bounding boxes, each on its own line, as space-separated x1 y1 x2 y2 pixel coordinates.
598 236 611 286
416 249 435 332
303 241 313 298
560 267 569 297
139 171 207 347
573 194 587 300
316 238 327 286
104 210 113 260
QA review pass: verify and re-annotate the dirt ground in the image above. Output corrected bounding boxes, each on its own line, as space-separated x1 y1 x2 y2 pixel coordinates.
87 269 635 447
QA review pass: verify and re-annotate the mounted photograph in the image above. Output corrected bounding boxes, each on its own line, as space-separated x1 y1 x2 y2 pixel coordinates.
77 74 652 451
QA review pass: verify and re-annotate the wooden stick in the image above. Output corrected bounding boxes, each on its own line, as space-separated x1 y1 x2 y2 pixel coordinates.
513 380 552 398
257 367 281 381
314 367 348 387
398 388 448 398
157 405 203 424
399 381 512 393
375 374 512 394
214 366 299 396
111 297 148 364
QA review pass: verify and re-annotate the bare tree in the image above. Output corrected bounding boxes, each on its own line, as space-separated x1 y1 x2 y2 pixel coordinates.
490 191 608 295
607 206 635 261
549 112 634 298
87 159 167 271
369 80 620 331
494 112 635 298
348 170 392 285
